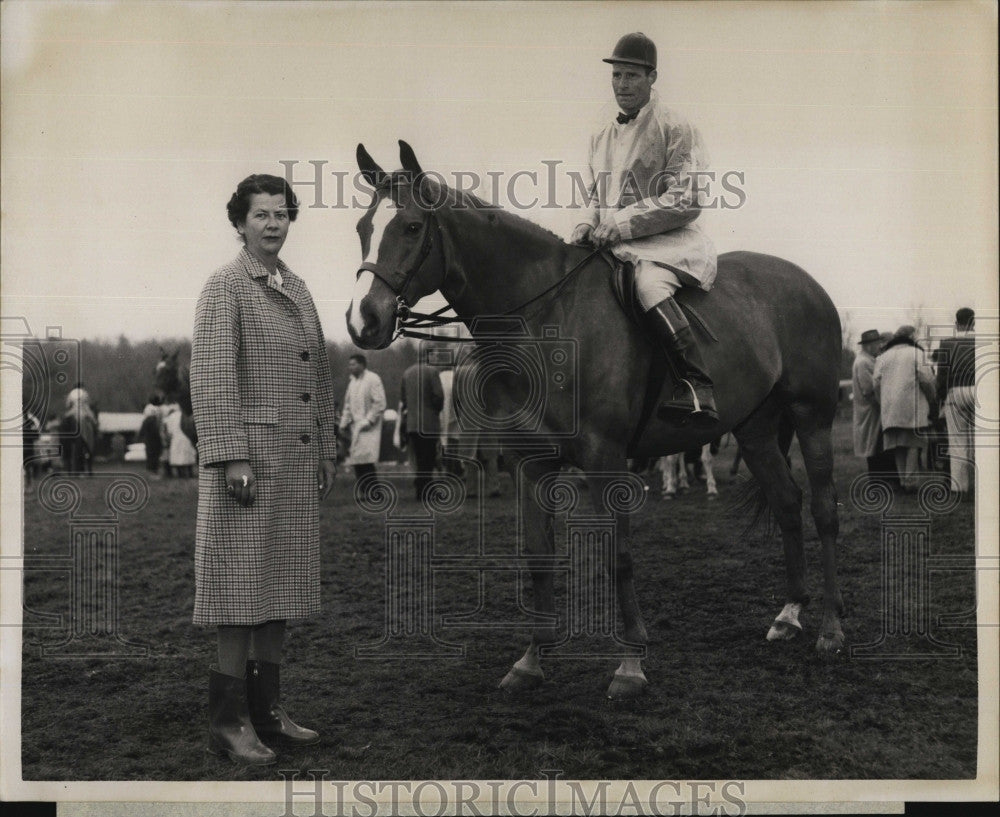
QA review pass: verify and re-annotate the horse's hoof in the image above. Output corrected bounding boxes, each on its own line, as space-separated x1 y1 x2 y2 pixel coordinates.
662 493 675 501
607 673 647 700
816 632 845 656
499 667 543 693
766 620 802 641
707 492 719 501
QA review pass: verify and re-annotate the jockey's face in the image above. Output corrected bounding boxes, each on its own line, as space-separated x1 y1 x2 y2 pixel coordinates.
611 63 656 115
238 193 290 263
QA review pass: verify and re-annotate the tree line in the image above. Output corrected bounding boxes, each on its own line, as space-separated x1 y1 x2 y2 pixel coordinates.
21 335 420 419
23 323 865 423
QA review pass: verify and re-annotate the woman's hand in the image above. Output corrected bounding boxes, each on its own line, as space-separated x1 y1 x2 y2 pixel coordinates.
318 458 337 499
224 459 256 507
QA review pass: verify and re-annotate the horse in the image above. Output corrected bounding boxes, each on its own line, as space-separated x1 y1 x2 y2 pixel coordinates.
346 141 844 699
658 443 719 500
155 348 198 449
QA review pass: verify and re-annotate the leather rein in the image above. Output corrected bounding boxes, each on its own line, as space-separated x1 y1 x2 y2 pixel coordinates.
357 203 611 344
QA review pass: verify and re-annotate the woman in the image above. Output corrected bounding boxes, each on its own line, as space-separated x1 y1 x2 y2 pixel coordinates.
872 325 937 493
162 401 197 478
190 174 338 765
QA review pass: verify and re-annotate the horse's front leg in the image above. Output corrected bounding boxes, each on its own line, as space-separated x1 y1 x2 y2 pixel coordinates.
499 460 558 693
586 471 648 699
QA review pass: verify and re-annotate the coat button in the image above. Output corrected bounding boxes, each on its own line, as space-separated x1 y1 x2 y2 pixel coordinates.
301 393 311 402
300 434 311 444
300 351 310 361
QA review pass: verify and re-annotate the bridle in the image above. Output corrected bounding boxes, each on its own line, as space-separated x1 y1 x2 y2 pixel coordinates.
356 183 613 344
356 200 440 308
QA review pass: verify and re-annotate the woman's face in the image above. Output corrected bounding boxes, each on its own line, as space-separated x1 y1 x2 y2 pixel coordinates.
238 192 290 261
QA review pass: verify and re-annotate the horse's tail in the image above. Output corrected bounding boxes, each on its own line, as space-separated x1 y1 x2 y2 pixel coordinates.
729 413 796 542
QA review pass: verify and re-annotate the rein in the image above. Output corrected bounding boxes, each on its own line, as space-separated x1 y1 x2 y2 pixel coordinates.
394 245 614 343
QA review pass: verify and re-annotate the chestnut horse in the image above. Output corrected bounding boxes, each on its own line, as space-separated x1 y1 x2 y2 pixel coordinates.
347 142 844 698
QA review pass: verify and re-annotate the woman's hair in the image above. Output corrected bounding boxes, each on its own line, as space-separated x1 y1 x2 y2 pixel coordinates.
226 174 299 229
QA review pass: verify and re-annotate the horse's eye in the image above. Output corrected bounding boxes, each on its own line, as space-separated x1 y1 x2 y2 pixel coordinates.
406 222 422 234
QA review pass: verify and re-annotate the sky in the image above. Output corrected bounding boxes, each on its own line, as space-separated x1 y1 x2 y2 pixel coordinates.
1 0 997 346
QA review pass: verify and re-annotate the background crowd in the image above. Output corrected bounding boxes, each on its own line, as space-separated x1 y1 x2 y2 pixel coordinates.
852 308 977 498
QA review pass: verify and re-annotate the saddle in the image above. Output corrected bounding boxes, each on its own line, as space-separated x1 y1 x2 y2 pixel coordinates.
606 256 719 454
607 256 718 342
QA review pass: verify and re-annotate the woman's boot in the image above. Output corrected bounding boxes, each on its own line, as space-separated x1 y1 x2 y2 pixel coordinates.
247 660 320 745
207 669 276 765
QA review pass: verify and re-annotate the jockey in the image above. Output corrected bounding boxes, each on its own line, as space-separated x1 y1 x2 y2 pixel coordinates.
572 32 719 426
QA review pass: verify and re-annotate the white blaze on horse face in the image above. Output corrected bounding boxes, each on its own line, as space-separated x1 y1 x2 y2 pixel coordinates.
349 270 375 337
365 196 399 263
350 197 400 337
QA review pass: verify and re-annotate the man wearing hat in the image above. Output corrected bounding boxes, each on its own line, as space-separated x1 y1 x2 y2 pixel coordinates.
935 307 977 497
572 32 718 425
852 329 886 475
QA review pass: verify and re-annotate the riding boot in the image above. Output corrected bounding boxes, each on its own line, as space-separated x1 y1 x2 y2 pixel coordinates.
207 669 276 765
246 660 320 745
646 298 719 427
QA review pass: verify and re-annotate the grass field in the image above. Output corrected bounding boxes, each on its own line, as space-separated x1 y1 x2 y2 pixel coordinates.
19 414 978 781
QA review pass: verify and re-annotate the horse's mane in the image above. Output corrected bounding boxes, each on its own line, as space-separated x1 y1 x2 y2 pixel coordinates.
384 170 570 249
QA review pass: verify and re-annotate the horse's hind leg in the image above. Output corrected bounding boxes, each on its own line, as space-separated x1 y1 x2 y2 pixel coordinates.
789 401 844 653
702 444 718 499
734 402 808 642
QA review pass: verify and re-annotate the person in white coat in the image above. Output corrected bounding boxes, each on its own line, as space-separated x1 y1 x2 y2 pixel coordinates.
572 32 719 426
873 325 937 492
340 354 386 483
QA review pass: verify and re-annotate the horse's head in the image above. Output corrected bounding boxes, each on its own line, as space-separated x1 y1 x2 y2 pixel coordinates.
347 141 447 349
155 348 179 393
155 347 191 409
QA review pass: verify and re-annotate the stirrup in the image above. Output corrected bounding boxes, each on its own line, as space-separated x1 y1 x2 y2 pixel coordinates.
658 380 719 426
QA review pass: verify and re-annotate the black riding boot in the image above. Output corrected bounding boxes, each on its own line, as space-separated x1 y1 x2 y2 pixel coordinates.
247 660 320 745
207 669 276 765
647 298 719 426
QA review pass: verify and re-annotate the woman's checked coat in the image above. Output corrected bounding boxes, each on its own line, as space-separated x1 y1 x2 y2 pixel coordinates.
190 248 337 626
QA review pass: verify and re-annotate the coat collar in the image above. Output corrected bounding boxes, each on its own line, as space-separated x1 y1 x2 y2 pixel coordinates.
614 89 659 131
238 246 296 296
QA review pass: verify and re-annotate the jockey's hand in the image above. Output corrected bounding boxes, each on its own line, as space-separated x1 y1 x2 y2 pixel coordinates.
591 221 622 248
318 458 337 499
225 459 256 507
358 419 372 432
570 223 594 246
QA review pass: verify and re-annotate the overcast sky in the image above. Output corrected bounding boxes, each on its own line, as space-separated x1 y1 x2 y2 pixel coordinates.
2 0 996 346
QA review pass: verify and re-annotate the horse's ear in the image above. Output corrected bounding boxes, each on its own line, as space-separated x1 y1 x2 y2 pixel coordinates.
399 141 422 176
357 143 385 188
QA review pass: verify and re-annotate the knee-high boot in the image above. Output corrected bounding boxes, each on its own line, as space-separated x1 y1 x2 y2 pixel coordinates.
646 298 719 426
207 669 276 765
246 660 320 745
